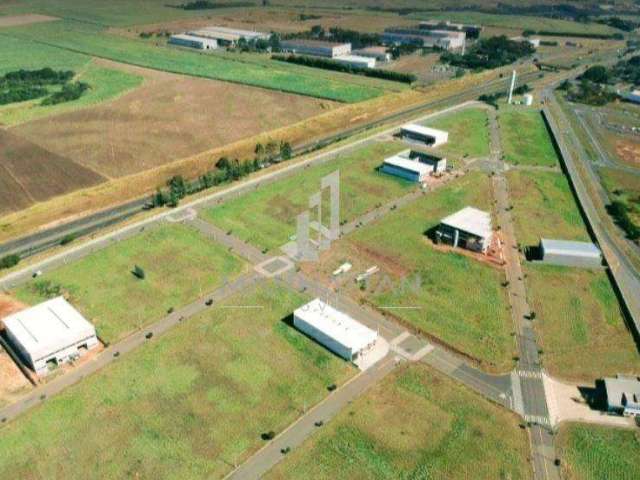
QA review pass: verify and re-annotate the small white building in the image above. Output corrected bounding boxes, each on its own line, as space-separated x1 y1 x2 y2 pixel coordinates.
523 93 534 106
333 54 376 69
400 124 448 147
3 297 99 375
169 33 218 50
293 298 378 362
604 375 640 417
539 238 602 268
436 206 493 253
381 149 447 182
352 46 392 62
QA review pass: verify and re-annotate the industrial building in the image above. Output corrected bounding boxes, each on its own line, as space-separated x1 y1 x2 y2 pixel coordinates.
381 149 446 182
332 54 376 69
419 20 482 38
352 46 392 62
400 124 448 147
169 33 218 50
3 297 98 376
539 238 602 268
293 298 378 362
280 39 352 58
510 36 540 48
188 26 270 47
436 206 493 253
604 375 640 417
382 28 466 51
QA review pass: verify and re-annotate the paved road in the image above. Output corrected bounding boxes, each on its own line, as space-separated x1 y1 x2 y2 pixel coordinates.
0 271 262 425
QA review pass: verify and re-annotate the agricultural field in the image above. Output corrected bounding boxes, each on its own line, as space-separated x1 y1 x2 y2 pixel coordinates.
0 34 89 75
525 264 640 380
302 173 514 370
0 281 355 479
0 62 143 126
267 364 531 480
558 424 640 480
204 141 415 252
12 62 336 178
2 19 392 102
422 106 490 161
506 170 590 246
599 168 640 227
12 223 247 344
498 107 560 167
0 129 105 215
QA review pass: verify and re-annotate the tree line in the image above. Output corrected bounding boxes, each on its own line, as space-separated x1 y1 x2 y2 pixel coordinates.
0 68 90 107
440 36 535 70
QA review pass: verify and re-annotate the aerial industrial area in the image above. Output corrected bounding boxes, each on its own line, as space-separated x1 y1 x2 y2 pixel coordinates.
0 1 640 479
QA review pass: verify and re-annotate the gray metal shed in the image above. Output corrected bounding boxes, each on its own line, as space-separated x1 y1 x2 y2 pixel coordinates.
540 238 602 268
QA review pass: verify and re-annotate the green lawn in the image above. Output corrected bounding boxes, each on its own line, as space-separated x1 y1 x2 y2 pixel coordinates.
0 62 143 125
2 20 389 102
506 170 590 246
0 34 89 75
267 363 531 480
204 141 415 252
422 107 490 161
558 424 640 480
498 108 560 167
525 264 640 380
306 173 513 370
0 281 355 479
13 224 247 344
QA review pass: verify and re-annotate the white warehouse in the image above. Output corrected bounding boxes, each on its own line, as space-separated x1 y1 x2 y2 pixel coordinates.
169 33 218 50
293 298 378 362
382 149 447 182
436 206 493 253
3 297 99 376
539 238 602 268
333 54 377 69
280 39 352 58
400 124 448 147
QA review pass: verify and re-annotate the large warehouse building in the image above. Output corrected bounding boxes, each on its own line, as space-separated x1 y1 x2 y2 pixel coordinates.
280 39 352 58
382 28 466 50
169 33 218 50
539 238 602 268
3 297 99 375
436 206 493 253
188 26 270 46
293 298 378 362
381 149 447 182
400 124 448 147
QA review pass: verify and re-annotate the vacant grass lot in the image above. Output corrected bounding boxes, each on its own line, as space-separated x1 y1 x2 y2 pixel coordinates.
3 20 389 102
0 282 355 479
422 107 490 161
499 108 559 167
0 62 143 125
0 34 89 75
526 264 640 380
305 173 513 370
14 224 246 344
267 364 531 479
506 170 590 246
558 424 640 480
600 167 640 226
205 142 414 252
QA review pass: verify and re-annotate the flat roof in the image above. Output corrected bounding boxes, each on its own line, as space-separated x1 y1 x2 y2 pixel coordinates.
441 206 492 239
281 39 351 48
401 123 448 139
353 46 388 54
3 297 96 361
384 155 432 176
294 298 377 353
333 54 375 63
170 33 214 43
405 148 445 161
189 26 268 41
604 376 640 410
541 238 602 258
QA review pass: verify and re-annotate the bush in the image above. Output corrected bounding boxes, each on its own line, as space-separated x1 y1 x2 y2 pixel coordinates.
41 81 89 105
132 265 146 280
32 279 63 298
0 254 20 270
581 65 609 84
607 201 640 240
441 35 535 70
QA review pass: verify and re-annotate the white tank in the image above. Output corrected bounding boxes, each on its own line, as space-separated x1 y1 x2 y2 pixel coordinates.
524 94 534 106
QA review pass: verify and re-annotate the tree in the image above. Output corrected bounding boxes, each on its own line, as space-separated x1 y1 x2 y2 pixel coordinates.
167 175 187 199
254 143 264 160
0 254 20 270
132 265 146 280
581 65 609 84
265 141 278 159
280 141 292 161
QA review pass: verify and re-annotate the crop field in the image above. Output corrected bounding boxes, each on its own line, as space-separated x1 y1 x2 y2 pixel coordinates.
13 223 247 344
422 107 490 161
506 170 590 246
0 62 143 126
525 264 640 380
12 62 335 178
267 363 531 479
0 129 105 215
0 34 89 75
303 173 513 370
3 20 391 102
205 141 415 252
498 107 560 167
558 424 640 480
0 281 355 479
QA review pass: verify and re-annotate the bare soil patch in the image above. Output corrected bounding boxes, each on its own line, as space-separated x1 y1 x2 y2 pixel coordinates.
0 14 58 28
13 66 336 178
0 347 31 407
0 293 27 320
0 130 105 215
615 139 640 167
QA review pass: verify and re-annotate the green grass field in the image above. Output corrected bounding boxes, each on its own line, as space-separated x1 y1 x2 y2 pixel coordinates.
0 281 355 479
558 424 640 480
267 363 531 479
422 107 490 161
0 34 89 74
0 62 143 125
205 141 415 252
13 224 247 344
506 170 590 246
599 167 640 226
2 20 390 102
498 107 560 167
306 173 513 370
525 264 640 380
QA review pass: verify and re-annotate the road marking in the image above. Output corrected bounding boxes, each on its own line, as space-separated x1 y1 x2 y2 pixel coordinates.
517 369 543 379
524 414 551 426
